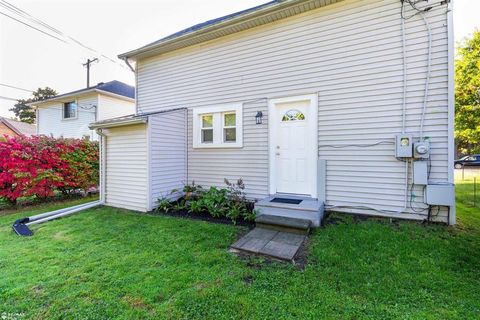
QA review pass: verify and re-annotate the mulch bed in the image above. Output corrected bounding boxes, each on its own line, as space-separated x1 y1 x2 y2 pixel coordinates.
150 209 256 228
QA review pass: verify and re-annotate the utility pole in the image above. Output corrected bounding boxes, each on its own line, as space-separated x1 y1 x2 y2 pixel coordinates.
82 58 98 88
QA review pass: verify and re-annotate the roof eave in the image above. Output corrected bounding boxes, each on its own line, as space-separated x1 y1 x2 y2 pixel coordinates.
95 89 135 102
26 89 97 107
0 119 21 135
89 117 147 130
27 89 134 107
118 0 308 60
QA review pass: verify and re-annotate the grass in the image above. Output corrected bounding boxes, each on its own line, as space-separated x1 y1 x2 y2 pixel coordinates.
0 185 479 319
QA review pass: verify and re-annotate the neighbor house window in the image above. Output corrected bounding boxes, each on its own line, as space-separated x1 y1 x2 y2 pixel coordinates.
193 104 243 148
63 101 77 119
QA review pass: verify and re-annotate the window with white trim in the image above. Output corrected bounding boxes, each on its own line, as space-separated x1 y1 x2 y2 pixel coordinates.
193 104 243 148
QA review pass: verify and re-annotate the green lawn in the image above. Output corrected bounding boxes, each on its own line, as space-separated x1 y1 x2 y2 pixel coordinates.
0 185 479 320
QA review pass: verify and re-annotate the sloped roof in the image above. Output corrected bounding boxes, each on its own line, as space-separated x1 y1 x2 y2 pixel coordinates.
147 0 280 45
0 117 36 136
28 80 135 106
96 81 135 99
52 80 134 100
119 0 343 60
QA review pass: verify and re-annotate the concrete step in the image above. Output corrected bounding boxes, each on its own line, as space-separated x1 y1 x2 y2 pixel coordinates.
255 214 312 235
254 195 324 227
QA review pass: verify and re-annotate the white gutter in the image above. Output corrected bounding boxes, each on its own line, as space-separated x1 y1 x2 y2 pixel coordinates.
96 129 107 205
447 0 456 225
89 117 147 130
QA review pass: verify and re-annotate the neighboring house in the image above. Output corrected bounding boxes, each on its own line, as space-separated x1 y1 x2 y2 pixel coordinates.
29 80 135 140
91 0 456 225
0 117 36 138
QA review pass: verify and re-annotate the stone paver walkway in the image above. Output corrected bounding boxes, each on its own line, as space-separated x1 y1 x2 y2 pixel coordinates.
230 227 306 261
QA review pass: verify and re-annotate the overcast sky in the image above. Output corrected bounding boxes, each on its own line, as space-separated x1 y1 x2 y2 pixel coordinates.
1 0 479 118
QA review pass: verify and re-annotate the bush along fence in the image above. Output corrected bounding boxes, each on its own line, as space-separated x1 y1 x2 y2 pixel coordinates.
0 135 99 205
156 179 257 223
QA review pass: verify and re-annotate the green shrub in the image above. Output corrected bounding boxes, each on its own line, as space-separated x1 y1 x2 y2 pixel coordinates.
156 197 172 213
157 180 256 223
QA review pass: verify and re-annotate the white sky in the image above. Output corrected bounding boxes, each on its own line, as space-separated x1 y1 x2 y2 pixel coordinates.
0 0 479 118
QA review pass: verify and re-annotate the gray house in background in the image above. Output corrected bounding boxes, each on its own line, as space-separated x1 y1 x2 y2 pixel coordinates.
91 0 455 225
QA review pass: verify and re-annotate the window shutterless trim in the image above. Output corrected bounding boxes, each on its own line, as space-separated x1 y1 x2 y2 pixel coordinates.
62 100 78 120
192 104 243 148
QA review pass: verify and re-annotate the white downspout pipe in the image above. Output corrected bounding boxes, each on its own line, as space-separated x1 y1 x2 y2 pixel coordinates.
446 0 456 225
96 128 107 205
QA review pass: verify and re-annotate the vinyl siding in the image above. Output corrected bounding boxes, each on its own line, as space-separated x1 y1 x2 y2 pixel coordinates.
149 109 187 208
136 0 450 222
97 94 135 121
187 100 268 199
105 124 148 211
37 94 97 139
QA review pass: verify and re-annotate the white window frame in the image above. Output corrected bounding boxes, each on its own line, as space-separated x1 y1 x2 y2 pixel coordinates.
62 100 78 120
193 104 243 148
200 113 214 144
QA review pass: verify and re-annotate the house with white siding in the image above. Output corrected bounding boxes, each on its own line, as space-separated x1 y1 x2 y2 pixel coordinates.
30 80 135 140
90 0 456 225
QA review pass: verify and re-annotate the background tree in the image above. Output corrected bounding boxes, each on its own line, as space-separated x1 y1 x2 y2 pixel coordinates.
455 30 480 155
9 87 57 124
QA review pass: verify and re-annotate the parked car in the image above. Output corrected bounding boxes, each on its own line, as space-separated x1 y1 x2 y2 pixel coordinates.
455 155 480 169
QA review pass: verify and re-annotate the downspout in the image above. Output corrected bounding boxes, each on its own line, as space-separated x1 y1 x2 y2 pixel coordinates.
123 57 140 116
96 128 107 205
123 57 135 73
446 0 456 225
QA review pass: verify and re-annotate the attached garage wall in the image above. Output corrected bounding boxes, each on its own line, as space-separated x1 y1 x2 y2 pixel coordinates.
105 124 148 211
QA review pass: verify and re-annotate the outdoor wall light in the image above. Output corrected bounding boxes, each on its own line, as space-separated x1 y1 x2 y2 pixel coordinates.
255 111 263 124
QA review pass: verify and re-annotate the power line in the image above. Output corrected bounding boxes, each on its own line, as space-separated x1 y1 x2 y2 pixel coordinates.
0 11 67 43
0 0 129 71
0 96 19 101
0 83 34 93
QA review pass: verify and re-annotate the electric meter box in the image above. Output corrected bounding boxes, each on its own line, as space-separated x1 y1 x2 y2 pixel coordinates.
414 141 430 159
395 134 413 158
426 184 455 206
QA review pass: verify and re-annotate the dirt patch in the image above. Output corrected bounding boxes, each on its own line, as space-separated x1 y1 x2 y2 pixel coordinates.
242 275 254 285
122 295 154 313
53 231 70 241
292 236 310 270
31 285 44 296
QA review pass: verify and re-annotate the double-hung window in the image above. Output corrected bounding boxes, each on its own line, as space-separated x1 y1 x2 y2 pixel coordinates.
63 101 77 119
201 114 213 143
193 104 243 148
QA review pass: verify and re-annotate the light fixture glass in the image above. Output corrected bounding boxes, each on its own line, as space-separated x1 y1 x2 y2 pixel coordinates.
255 111 263 124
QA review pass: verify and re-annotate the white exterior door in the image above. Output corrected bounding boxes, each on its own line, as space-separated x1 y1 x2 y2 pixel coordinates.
269 95 318 197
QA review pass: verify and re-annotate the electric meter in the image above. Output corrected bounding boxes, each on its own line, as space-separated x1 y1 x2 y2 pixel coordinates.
395 134 413 158
414 141 430 159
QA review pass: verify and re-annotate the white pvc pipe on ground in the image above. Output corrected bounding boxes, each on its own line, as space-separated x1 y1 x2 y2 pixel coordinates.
27 201 99 222
25 201 102 226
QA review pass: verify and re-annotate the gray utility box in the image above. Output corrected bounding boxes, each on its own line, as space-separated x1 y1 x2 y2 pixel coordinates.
395 134 413 158
413 160 428 185
425 184 455 206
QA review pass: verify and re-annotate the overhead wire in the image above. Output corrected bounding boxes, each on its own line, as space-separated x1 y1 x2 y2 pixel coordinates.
0 0 129 71
0 83 34 93
0 11 67 43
